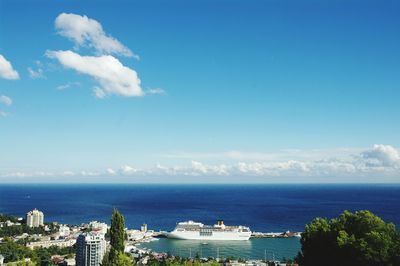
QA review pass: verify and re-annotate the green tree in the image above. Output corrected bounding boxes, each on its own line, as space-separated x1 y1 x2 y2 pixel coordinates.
0 238 35 263
15 261 37 266
101 251 110 266
109 251 133 266
0 214 19 223
297 210 400 266
109 208 126 263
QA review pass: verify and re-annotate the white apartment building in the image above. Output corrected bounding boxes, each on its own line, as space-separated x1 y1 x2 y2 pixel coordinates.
75 232 106 266
89 221 108 235
26 208 44 228
59 225 71 237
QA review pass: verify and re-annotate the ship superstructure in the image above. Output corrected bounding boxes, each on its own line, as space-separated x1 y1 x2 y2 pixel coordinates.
166 220 251 241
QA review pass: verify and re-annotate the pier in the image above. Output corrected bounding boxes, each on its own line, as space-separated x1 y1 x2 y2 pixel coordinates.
148 230 301 239
251 231 301 238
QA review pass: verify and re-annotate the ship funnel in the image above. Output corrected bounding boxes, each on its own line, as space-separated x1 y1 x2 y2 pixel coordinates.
217 220 224 226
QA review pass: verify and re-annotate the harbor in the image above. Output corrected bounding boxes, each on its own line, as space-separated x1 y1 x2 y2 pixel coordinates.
131 237 301 262
124 224 302 262
126 229 302 241
153 231 302 239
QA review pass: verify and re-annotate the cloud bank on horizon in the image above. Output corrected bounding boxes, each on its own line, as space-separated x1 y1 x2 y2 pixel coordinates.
1 144 399 181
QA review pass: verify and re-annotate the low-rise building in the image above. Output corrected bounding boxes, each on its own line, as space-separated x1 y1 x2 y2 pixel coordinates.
0 220 21 227
51 256 68 266
88 221 108 235
26 238 76 249
126 229 145 241
59 225 71 237
65 258 76 266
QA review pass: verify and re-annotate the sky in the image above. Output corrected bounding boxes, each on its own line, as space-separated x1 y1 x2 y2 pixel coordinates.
0 0 399 183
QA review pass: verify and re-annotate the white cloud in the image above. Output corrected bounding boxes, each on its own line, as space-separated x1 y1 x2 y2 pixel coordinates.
80 171 101 176
0 54 19 80
55 13 137 59
106 168 116 175
189 161 229 176
0 95 12 106
56 81 81 90
360 144 400 167
94 87 106 98
46 50 143 97
119 165 140 175
27 60 46 79
146 88 166 95
28 67 45 79
62 171 76 176
57 84 70 90
0 95 11 117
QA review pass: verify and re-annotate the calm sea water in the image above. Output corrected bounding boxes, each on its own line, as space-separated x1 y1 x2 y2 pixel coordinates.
139 237 301 261
1 184 399 259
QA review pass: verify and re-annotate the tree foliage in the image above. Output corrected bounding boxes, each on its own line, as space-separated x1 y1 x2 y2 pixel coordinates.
109 208 126 263
0 214 19 223
0 237 75 265
297 210 400 266
0 238 36 263
0 224 56 238
34 245 75 265
110 251 133 266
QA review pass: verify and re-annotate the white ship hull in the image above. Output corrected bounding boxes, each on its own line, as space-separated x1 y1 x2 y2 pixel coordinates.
166 230 251 241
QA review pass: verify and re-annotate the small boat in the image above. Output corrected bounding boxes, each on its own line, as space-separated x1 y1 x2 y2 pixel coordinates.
202 242 208 245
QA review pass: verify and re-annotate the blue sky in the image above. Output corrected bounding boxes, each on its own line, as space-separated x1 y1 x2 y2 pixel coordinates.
0 0 400 183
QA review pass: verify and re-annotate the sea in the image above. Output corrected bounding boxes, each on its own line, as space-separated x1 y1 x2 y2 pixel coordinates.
1 184 400 260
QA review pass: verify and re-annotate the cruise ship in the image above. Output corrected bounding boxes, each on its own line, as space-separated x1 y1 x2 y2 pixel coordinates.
166 220 252 241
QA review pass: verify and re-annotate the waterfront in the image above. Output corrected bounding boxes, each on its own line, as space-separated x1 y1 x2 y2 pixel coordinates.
1 184 400 259
1 184 400 262
138 237 301 261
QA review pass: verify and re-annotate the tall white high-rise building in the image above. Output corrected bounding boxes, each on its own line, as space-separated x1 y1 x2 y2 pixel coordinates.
141 223 147 233
75 232 106 266
26 208 44 228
